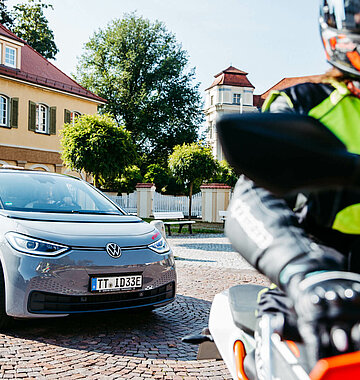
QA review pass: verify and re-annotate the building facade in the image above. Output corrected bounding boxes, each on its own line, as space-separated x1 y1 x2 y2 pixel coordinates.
204 66 259 161
0 24 105 178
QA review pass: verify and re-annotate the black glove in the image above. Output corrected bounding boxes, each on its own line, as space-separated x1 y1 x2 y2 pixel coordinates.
288 271 360 367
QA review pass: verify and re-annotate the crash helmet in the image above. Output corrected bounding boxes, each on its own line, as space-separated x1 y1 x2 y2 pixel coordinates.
320 0 360 77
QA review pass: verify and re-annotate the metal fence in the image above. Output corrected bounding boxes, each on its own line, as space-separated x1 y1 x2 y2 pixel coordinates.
153 192 202 217
108 191 202 217
109 192 137 214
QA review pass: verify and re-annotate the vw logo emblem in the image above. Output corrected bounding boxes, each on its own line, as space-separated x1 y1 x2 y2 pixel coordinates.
106 243 122 258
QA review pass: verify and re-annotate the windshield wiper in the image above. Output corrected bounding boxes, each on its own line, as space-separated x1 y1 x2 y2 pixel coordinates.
70 210 122 215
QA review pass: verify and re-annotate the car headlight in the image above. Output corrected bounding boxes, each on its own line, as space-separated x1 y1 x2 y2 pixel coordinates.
5 232 69 256
148 236 170 254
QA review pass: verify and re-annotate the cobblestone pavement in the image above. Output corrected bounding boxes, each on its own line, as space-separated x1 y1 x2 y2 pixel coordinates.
0 234 269 379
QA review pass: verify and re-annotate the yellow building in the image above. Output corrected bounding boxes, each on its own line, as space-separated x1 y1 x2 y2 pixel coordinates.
0 23 105 178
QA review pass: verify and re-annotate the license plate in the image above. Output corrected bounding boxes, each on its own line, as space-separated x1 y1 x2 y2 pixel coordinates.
91 275 142 292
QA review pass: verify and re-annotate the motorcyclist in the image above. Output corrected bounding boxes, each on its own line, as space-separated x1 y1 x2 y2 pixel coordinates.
225 0 360 365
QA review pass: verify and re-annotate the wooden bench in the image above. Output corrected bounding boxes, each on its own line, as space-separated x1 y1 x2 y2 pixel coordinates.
219 210 228 226
153 211 195 236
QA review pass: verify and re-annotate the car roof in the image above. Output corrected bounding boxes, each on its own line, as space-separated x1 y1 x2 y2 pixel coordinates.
0 167 82 180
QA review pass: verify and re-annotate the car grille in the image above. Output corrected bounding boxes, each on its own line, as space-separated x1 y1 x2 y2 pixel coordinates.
28 282 175 314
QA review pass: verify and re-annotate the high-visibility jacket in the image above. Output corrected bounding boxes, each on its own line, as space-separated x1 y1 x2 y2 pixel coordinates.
262 80 360 236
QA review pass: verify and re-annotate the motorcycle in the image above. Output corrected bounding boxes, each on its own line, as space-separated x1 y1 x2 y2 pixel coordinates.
183 113 360 379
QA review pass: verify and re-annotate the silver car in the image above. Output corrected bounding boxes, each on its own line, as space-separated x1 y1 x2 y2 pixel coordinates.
0 168 176 327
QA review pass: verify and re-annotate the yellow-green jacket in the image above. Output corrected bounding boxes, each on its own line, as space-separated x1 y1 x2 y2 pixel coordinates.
263 80 360 237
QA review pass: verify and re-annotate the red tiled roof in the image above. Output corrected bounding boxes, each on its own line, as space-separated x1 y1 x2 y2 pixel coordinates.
136 183 155 188
200 183 232 189
215 66 248 77
0 24 106 103
260 75 324 100
253 74 324 109
206 66 255 90
0 22 23 42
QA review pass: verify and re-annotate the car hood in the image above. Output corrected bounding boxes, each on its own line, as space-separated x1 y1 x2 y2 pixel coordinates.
1 211 157 248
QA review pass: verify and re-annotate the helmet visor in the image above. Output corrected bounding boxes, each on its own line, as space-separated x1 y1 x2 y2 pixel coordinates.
321 0 360 32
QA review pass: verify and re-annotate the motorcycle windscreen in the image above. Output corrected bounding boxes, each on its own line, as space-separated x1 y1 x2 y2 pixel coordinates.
217 113 360 195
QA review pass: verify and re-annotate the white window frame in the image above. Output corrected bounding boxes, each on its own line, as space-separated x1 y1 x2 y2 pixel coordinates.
233 93 241 105
36 103 49 133
0 95 9 127
70 111 81 126
5 46 16 68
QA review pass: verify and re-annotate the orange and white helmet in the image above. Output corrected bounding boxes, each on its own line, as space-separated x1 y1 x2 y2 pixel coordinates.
320 0 360 77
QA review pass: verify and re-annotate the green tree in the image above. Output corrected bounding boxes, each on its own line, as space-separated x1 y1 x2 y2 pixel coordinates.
12 0 58 59
165 176 186 196
101 165 143 194
211 160 238 187
169 143 217 219
75 13 203 164
0 1 13 28
143 164 170 193
61 114 137 187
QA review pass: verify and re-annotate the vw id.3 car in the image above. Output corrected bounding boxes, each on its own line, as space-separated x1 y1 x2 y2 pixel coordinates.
0 168 176 326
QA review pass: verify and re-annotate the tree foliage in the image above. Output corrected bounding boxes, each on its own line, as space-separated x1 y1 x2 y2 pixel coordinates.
12 0 58 59
211 160 238 187
75 13 203 164
61 114 137 187
165 176 186 196
100 165 143 194
0 0 13 28
169 143 217 218
143 164 170 193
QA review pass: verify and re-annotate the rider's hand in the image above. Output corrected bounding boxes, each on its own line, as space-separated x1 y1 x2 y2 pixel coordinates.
288 271 360 367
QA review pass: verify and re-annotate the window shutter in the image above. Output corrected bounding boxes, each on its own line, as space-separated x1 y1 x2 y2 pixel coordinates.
28 101 36 131
64 109 71 124
49 106 57 135
10 98 19 128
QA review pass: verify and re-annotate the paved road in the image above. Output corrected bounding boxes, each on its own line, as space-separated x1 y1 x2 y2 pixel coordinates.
0 234 269 379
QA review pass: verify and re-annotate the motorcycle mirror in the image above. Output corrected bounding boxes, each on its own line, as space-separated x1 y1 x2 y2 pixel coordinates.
217 113 360 195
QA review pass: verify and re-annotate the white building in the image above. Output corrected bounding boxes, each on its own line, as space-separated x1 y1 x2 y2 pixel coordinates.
204 66 260 161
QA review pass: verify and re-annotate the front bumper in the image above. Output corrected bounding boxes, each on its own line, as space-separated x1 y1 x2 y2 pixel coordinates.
2 245 176 318
28 282 175 313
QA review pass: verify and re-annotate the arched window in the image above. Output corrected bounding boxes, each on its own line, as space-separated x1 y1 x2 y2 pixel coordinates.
29 164 50 172
36 104 49 133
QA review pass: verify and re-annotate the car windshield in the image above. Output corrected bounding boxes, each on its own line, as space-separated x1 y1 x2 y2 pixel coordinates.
0 172 124 214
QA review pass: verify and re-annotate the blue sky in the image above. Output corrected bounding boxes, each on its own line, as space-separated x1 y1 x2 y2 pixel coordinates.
8 0 331 95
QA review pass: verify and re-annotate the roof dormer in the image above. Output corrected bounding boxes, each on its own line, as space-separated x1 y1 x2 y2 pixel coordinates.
0 35 23 70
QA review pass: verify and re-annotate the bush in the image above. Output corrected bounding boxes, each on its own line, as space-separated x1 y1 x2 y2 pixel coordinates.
61 114 137 187
101 165 143 194
211 160 238 187
143 164 169 193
